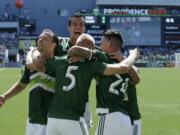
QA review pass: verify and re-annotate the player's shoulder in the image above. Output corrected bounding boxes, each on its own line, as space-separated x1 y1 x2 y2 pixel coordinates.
54 55 68 63
46 56 68 68
58 37 70 46
58 36 69 40
94 48 110 62
56 37 71 53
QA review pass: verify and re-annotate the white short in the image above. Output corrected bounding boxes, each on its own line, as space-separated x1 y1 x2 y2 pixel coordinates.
95 112 132 135
46 117 89 135
25 121 46 135
83 102 93 129
131 119 141 135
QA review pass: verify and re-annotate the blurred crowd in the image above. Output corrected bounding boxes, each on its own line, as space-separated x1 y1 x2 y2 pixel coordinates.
0 13 180 67
0 13 19 21
124 46 180 65
0 32 18 49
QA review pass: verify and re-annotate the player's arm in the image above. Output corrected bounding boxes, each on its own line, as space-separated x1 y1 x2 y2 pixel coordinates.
128 65 140 84
0 65 30 107
67 46 92 63
109 51 140 84
103 48 139 75
0 81 27 107
68 46 111 63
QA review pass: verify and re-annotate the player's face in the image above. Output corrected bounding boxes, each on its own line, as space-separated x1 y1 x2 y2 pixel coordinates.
68 17 85 42
100 37 112 53
37 32 54 53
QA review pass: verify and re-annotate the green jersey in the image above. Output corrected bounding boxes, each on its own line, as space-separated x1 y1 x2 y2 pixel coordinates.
54 37 72 56
95 53 131 115
45 56 106 120
20 66 55 124
93 47 109 62
94 49 141 119
124 83 141 121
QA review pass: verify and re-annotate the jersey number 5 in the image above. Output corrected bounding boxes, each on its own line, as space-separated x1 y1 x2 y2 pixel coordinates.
63 66 78 91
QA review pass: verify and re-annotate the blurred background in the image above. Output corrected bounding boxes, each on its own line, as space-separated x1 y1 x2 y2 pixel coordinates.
0 0 180 68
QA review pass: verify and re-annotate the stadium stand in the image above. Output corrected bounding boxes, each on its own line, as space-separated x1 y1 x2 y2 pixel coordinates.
0 11 36 67
0 0 180 67
124 46 180 67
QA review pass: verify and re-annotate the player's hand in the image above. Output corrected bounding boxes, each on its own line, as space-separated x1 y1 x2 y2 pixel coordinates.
109 52 124 62
68 56 83 63
0 95 6 107
33 55 46 72
130 48 140 60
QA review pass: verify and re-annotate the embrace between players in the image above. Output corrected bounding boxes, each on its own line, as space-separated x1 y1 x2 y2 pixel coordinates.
0 13 141 135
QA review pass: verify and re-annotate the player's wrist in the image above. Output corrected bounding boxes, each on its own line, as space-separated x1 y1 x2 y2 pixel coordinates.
1 94 7 101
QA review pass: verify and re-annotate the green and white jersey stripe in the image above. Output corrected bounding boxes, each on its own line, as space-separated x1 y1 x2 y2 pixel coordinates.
29 72 55 93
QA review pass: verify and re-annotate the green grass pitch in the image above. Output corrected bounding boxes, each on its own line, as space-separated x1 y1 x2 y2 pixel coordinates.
0 68 180 135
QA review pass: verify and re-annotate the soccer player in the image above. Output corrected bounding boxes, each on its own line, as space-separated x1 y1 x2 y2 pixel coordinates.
0 29 58 135
93 30 140 135
53 12 86 57
65 14 92 127
68 30 140 135
100 33 141 135
30 13 85 71
30 33 138 135
28 13 94 129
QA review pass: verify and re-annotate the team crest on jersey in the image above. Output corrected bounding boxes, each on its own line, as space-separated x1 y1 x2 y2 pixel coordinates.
58 37 70 51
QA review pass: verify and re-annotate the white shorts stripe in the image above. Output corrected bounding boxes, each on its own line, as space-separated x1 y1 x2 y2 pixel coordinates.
97 115 106 135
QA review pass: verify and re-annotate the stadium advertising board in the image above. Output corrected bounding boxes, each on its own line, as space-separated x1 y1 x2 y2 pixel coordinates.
162 17 180 45
110 16 161 46
86 24 107 46
99 6 180 16
103 8 167 16
97 6 180 46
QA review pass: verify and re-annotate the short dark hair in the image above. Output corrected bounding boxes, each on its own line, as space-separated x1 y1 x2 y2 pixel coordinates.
103 29 123 48
68 12 85 26
52 34 59 46
42 29 59 46
103 29 123 44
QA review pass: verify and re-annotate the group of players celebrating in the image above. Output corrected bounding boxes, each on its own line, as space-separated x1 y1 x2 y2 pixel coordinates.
0 13 141 135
